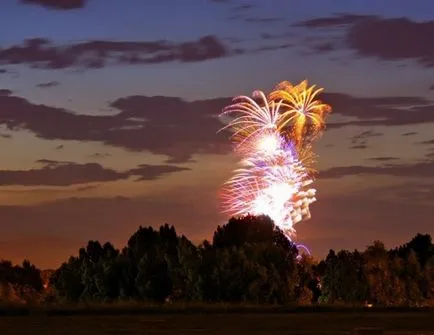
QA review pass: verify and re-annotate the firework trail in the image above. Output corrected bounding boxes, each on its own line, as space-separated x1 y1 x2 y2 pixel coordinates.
219 80 331 245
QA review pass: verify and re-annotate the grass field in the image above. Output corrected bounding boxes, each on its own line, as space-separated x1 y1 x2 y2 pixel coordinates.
1 311 434 335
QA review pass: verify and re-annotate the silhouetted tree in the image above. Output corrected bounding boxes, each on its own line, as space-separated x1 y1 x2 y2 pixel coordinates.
46 220 433 307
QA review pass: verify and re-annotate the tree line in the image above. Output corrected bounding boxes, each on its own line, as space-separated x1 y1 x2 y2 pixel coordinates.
1 215 433 306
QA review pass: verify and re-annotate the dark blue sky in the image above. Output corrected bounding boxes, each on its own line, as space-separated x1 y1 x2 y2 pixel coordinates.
1 0 434 268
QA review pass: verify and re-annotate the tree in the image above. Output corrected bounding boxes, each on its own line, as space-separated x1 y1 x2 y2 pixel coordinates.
363 241 392 305
204 215 299 303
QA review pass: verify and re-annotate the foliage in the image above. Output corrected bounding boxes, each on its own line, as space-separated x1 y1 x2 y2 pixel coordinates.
1 216 434 306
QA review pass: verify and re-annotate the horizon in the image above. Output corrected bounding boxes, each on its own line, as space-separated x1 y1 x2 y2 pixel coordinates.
1 0 434 269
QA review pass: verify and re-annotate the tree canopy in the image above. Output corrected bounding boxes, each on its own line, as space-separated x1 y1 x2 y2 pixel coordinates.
1 215 433 306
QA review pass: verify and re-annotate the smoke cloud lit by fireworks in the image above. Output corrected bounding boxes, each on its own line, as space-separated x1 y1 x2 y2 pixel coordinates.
219 80 331 246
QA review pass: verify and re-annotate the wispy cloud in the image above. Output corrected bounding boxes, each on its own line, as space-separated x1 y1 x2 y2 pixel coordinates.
20 0 86 10
0 36 232 69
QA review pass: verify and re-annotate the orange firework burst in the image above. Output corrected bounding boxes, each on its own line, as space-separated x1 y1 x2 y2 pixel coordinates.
268 80 331 148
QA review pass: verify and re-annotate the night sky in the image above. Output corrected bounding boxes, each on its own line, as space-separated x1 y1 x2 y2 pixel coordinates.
1 0 434 269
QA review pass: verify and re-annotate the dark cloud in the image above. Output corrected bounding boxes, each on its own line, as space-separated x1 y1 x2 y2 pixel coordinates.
89 152 111 159
347 17 434 66
0 36 231 69
351 130 383 141
0 69 19 79
293 13 373 28
20 0 86 10
252 43 294 53
76 184 98 192
320 161 434 179
107 95 231 162
324 93 434 128
416 139 434 145
0 133 12 139
245 17 284 24
35 158 72 166
350 130 382 146
36 81 59 88
367 157 399 162
0 89 13 96
293 14 434 67
0 162 123 186
349 144 368 149
2 91 433 164
0 160 188 186
128 164 189 181
430 84 434 90
259 32 295 40
312 42 337 53
0 93 232 163
402 132 417 136
233 4 254 11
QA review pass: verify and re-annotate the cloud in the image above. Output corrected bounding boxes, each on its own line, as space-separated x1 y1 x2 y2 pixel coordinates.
107 95 232 162
35 158 72 166
367 157 399 162
245 17 284 24
128 164 189 181
0 92 232 162
89 152 111 159
293 13 373 28
2 90 433 165
0 36 232 69
351 130 383 141
252 43 294 53
323 93 434 128
36 81 59 88
293 14 434 67
20 0 86 10
430 84 434 90
349 144 368 149
416 139 434 145
0 89 13 96
0 162 123 186
320 161 434 179
402 132 417 136
233 4 254 11
0 160 188 186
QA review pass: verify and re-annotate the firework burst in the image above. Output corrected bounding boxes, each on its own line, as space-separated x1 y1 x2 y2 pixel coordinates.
219 80 331 245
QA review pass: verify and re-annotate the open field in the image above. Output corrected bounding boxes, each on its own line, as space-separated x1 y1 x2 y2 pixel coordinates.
1 311 434 335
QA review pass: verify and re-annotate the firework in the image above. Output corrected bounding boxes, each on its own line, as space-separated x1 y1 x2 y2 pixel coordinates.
218 90 283 153
269 80 331 148
219 80 331 246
